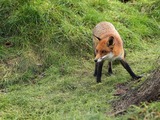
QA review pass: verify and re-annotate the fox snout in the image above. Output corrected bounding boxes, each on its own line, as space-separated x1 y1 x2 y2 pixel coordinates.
94 54 101 62
94 57 103 63
94 52 102 61
94 59 98 62
94 52 115 63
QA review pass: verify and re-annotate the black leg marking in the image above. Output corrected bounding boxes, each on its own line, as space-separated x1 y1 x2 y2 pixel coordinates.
120 60 141 80
96 61 104 83
108 61 113 75
94 62 98 77
124 50 127 58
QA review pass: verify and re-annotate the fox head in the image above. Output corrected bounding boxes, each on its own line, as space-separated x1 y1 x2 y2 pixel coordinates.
94 36 115 62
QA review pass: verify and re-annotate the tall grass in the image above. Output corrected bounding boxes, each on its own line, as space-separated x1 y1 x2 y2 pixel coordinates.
1 0 159 95
0 0 160 119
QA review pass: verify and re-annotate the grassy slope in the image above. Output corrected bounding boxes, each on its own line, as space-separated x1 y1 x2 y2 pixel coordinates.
0 0 160 119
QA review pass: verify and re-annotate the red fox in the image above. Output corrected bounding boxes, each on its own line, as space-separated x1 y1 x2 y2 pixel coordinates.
93 21 141 83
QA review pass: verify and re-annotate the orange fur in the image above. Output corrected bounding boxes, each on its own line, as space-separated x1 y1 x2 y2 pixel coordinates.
93 22 125 61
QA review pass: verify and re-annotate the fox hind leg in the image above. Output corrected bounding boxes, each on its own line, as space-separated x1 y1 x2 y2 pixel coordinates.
120 59 141 80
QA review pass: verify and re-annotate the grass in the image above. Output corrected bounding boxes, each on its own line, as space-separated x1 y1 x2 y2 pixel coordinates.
0 0 160 119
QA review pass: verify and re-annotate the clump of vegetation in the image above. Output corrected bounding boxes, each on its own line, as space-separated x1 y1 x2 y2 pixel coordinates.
0 0 160 119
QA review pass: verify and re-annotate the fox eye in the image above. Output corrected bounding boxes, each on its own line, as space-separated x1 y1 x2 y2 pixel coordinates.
96 49 98 53
101 50 107 54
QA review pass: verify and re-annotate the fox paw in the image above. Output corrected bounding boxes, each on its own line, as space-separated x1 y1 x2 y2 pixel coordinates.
133 76 142 80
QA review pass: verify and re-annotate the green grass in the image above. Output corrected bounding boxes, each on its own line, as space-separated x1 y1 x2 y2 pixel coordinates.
0 0 160 119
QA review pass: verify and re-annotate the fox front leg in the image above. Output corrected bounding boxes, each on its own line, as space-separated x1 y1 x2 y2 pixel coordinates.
94 62 98 77
96 61 104 83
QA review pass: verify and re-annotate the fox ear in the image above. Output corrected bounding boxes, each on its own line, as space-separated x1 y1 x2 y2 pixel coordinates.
93 34 101 41
107 36 114 47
